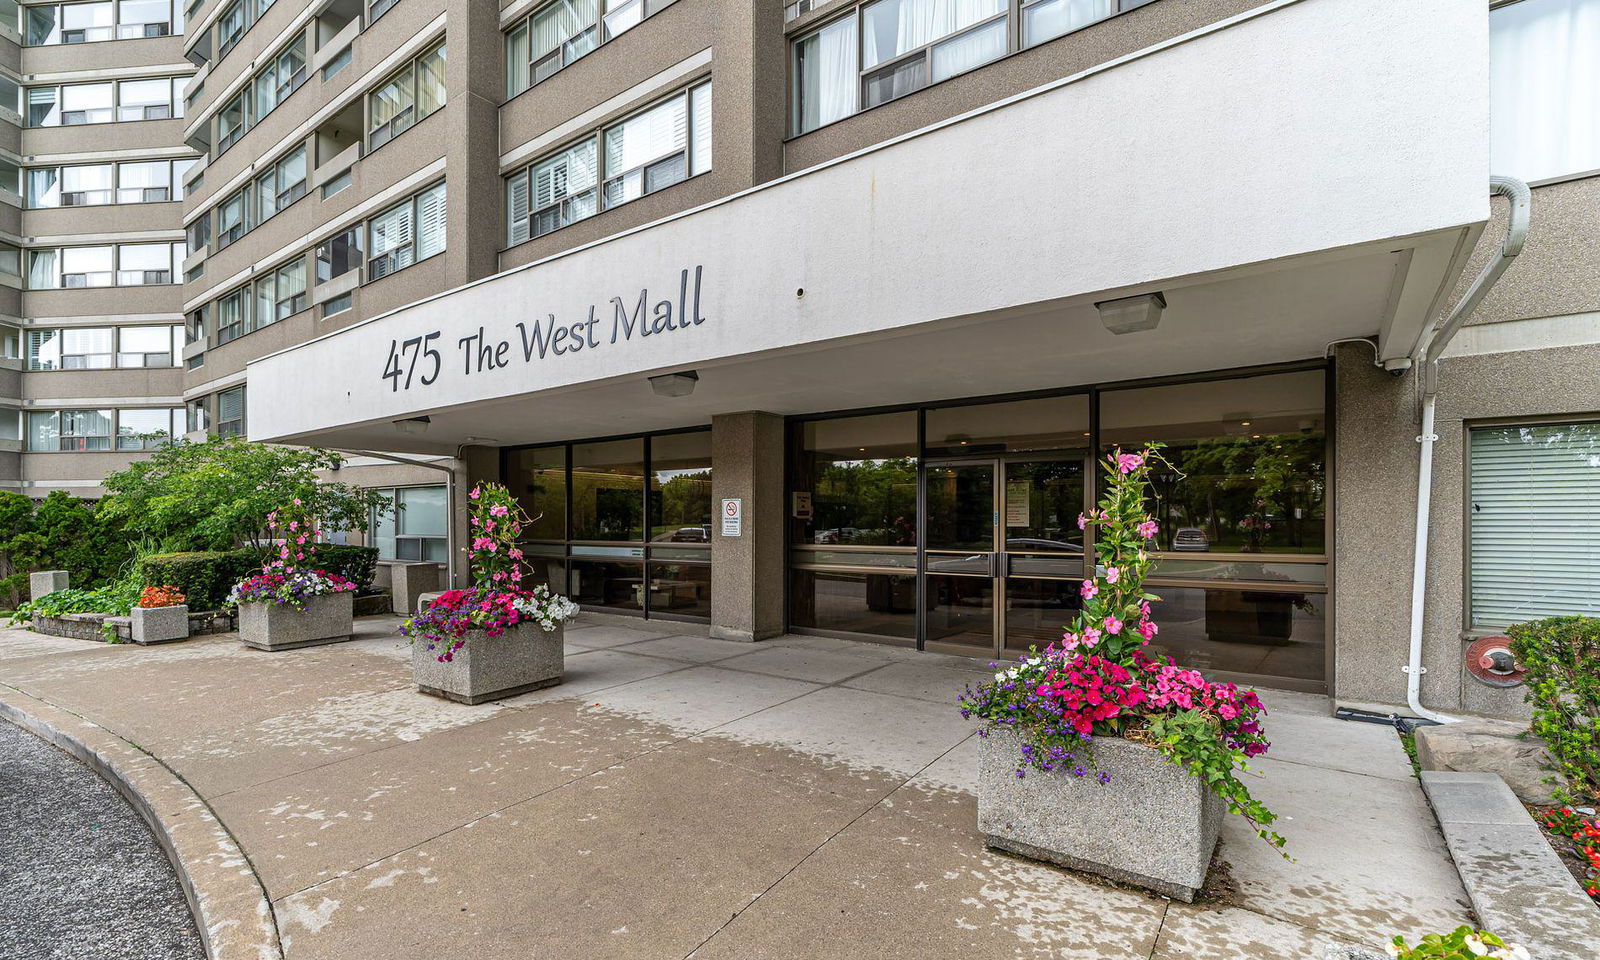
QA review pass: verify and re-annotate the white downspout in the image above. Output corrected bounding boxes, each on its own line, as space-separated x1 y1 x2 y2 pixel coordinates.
1402 176 1531 723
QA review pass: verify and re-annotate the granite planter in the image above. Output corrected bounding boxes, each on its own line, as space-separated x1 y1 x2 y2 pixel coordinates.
978 728 1222 902
237 592 354 651
412 622 563 705
130 605 189 644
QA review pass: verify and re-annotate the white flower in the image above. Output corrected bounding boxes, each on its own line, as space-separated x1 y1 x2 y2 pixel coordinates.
994 672 1007 682
1488 946 1529 960
1384 944 1402 959
1462 936 1487 956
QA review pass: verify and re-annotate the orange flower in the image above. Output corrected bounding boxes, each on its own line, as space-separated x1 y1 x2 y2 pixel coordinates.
138 585 186 608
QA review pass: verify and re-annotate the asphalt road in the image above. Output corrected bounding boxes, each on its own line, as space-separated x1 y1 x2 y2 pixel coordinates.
0 717 204 960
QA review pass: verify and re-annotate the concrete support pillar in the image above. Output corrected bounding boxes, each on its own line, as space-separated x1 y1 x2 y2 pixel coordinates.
710 412 785 642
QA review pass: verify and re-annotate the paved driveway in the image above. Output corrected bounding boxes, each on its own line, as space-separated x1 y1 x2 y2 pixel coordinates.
0 717 204 960
0 614 1471 959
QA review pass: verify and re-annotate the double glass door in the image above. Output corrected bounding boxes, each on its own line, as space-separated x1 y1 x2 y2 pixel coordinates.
922 456 1086 657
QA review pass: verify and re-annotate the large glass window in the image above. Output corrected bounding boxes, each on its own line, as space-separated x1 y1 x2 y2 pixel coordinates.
369 486 448 561
27 76 180 126
315 226 363 284
368 41 445 150
215 386 245 437
28 409 113 451
254 257 307 325
27 0 176 44
793 13 858 136
505 0 670 97
26 327 114 369
214 286 250 343
368 182 446 280
505 430 710 619
572 437 645 541
1469 421 1600 626
1100 370 1328 556
794 412 918 546
505 81 709 244
791 0 1150 134
115 324 181 367
649 431 712 541
508 445 569 541
1490 0 1600 183
116 407 183 450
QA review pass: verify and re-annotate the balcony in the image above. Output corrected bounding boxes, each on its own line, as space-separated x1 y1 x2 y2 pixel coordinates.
249 0 1489 451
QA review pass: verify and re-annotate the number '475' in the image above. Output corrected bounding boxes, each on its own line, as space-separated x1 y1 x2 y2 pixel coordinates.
382 333 442 391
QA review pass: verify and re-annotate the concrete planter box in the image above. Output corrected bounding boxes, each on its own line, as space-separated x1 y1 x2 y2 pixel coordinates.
237 592 354 651
978 728 1222 902
130 605 189 645
412 622 563 705
30 570 69 599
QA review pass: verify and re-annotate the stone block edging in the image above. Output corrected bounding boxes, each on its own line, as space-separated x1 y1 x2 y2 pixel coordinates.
1420 770 1600 960
0 684 282 960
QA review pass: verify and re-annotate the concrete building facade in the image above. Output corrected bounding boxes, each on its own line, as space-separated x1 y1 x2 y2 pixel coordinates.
14 0 1600 721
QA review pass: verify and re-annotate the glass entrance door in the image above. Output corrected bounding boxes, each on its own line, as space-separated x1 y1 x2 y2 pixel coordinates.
922 455 1088 657
923 461 999 654
1000 457 1086 652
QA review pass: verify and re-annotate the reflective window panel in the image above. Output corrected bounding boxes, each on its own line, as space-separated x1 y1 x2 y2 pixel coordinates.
792 411 917 546
645 563 711 618
569 560 644 611
788 569 916 640
571 437 645 541
507 444 568 541
649 430 712 542
1100 370 1327 555
924 393 1089 456
1144 585 1326 686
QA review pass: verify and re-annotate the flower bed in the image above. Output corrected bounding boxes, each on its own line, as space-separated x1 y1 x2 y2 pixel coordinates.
400 482 579 703
229 499 358 651
1537 806 1600 901
960 446 1282 898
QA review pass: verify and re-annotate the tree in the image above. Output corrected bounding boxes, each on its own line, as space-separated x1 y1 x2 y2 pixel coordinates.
100 436 391 552
0 492 130 602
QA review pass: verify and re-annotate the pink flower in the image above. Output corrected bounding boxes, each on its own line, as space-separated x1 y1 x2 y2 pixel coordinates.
1137 520 1158 540
508 548 523 560
1077 513 1088 530
490 504 509 517
468 488 481 500
1060 631 1081 651
1080 580 1098 599
1116 453 1144 474
295 536 306 545
292 498 302 506
1138 620 1158 640
1080 627 1102 647
1105 566 1121 585
1103 617 1123 635
280 546 290 558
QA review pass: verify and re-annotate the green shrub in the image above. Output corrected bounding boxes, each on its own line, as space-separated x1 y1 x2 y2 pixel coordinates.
135 550 260 611
1507 615 1600 803
312 545 379 588
10 581 141 625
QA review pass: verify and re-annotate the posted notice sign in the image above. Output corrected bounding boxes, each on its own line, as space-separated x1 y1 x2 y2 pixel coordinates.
721 498 743 537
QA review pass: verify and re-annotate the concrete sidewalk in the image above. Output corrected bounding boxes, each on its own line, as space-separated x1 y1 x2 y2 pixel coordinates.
0 614 1472 959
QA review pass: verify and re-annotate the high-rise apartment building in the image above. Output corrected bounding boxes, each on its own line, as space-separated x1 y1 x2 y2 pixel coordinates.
0 0 194 496
8 0 1599 721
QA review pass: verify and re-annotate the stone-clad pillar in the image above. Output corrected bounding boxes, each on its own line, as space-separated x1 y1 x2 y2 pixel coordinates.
710 412 785 641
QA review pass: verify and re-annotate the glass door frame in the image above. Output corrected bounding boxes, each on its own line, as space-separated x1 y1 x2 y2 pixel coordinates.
917 450 1093 658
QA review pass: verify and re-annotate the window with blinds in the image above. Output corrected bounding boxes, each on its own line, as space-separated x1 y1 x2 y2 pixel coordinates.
1469 422 1600 627
504 80 709 246
216 387 245 437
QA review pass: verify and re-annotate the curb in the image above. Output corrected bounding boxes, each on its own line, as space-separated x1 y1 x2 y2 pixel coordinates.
1420 770 1600 960
0 684 283 960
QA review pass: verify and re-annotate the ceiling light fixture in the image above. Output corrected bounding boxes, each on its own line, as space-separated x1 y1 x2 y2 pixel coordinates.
1095 291 1166 335
393 416 431 436
649 370 699 398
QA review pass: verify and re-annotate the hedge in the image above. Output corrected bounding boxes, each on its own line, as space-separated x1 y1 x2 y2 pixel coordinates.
1507 615 1600 803
136 544 380 610
135 550 260 611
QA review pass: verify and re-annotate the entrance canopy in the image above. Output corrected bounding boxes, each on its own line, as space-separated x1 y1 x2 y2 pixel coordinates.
248 0 1487 455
